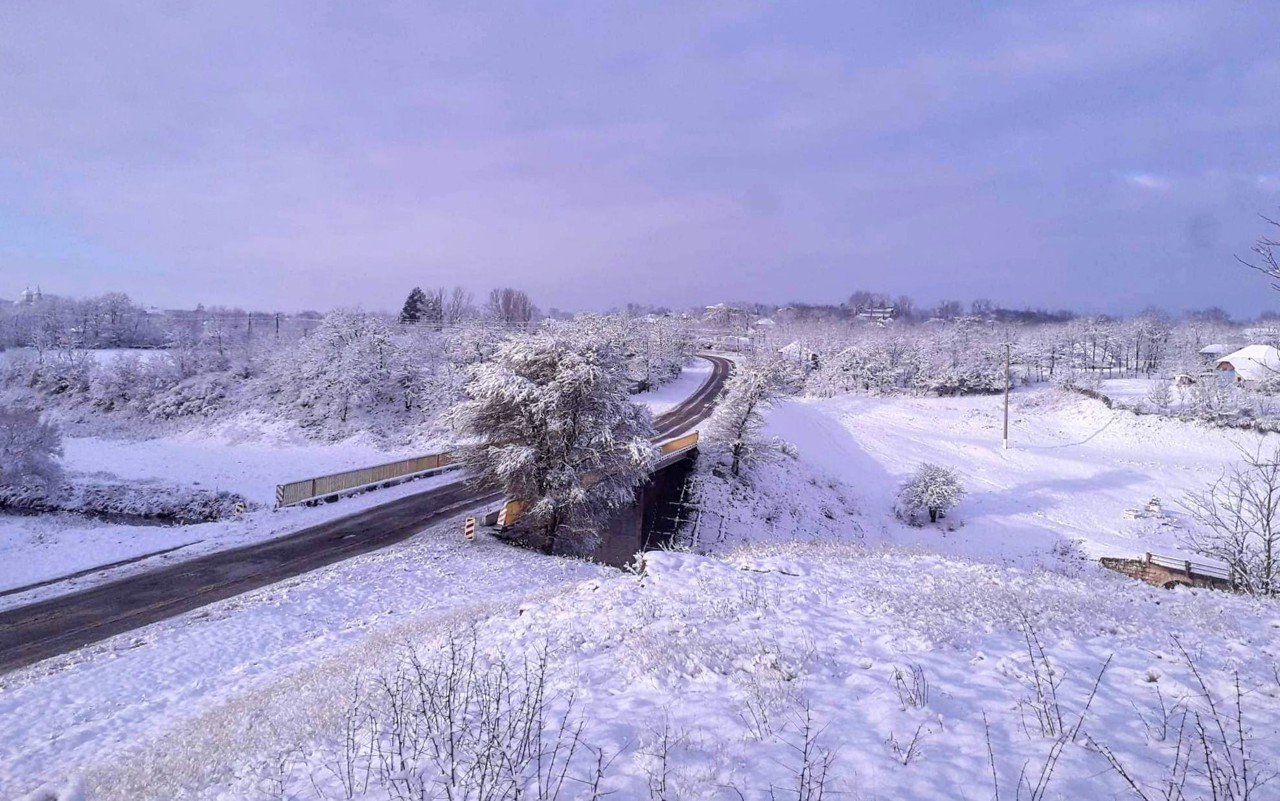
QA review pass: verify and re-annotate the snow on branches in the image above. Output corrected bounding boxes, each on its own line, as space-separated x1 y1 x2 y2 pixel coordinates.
1181 443 1280 595
444 323 657 554
0 405 63 493
705 355 799 476
896 463 965 525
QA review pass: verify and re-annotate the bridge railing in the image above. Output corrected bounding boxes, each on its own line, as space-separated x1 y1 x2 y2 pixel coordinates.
660 431 700 457
276 452 457 507
1146 552 1233 583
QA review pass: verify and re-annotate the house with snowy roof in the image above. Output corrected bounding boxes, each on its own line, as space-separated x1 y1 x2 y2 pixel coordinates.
1198 343 1232 361
1215 345 1280 384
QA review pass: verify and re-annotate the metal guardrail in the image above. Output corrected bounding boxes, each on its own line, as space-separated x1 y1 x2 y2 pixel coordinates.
276 452 456 507
660 431 700 456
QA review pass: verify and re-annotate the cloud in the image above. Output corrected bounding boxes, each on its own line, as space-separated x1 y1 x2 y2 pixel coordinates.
1127 173 1174 191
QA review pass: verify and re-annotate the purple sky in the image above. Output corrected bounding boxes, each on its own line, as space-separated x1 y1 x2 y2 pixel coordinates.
2 2 1278 316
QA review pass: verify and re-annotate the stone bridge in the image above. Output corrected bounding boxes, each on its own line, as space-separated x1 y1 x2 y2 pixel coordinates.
1100 552 1235 591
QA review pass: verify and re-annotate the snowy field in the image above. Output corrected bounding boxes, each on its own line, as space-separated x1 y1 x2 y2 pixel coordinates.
768 386 1272 564
60 420 434 508
0 346 168 367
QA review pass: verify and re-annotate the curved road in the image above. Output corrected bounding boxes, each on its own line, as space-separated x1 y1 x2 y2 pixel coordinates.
0 354 733 675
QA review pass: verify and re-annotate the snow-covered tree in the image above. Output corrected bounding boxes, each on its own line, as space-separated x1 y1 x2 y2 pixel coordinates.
0 406 63 494
629 315 693 391
896 463 964 524
444 328 656 554
705 355 798 476
266 310 402 431
1181 444 1280 595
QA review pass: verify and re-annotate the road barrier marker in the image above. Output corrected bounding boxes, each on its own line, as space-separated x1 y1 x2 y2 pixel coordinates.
464 516 476 541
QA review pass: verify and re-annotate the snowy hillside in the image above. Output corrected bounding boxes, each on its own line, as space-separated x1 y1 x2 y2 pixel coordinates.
767 386 1273 564
14 543 1278 800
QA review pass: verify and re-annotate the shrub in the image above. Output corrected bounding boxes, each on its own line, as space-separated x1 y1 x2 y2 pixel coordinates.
0 405 63 493
896 463 964 525
147 372 231 420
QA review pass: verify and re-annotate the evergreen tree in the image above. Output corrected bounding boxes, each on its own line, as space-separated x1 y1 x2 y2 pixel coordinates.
399 287 430 324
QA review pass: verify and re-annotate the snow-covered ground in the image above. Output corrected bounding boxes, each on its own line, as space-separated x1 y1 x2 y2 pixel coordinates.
2 515 613 799
60 418 432 507
12 538 1279 799
767 386 1272 564
8 377 1280 800
1100 376 1168 408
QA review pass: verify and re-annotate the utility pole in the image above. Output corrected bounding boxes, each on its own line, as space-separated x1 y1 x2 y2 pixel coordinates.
1003 343 1011 449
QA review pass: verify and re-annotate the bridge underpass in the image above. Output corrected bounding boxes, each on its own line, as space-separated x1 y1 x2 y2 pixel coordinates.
589 440 700 567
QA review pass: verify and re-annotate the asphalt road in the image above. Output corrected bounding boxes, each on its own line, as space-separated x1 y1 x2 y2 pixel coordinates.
0 353 733 675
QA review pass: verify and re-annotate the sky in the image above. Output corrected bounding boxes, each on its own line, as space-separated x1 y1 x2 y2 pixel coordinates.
1 2 1278 316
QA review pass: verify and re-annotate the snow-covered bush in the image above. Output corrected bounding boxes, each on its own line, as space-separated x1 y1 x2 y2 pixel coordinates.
914 353 1005 396
88 353 177 414
1144 378 1173 412
544 314 693 393
0 405 63 494
0 474 253 522
147 371 233 420
262 310 415 437
895 463 964 525
807 343 919 397
26 344 92 397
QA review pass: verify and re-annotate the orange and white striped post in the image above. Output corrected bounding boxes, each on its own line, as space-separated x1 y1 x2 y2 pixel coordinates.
496 504 509 528
463 516 476 541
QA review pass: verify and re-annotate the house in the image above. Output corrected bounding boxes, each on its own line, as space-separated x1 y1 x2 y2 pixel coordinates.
778 340 818 369
856 307 896 323
1198 343 1231 362
1215 345 1280 383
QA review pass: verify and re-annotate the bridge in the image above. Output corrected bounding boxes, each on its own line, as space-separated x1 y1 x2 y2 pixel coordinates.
0 354 733 675
1100 551 1235 591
